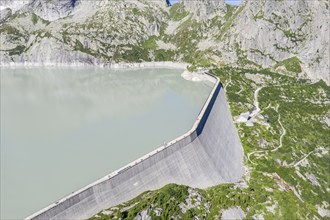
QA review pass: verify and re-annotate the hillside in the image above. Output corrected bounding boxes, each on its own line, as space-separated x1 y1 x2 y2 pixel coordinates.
0 0 329 83
1 0 329 219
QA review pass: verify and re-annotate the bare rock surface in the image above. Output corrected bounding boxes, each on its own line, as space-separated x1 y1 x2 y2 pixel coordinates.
0 0 328 85
221 206 246 220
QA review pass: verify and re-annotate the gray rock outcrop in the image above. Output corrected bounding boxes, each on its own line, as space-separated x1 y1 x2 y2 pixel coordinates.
225 0 329 83
0 0 329 84
183 0 227 19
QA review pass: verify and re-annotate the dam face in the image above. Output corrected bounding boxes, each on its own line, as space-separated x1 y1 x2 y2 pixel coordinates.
27 73 244 220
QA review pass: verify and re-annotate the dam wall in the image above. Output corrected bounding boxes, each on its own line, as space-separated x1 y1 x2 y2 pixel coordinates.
26 73 244 220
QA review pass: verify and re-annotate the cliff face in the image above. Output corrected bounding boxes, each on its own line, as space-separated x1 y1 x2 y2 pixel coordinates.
0 0 166 64
182 0 227 19
0 0 329 84
227 0 329 84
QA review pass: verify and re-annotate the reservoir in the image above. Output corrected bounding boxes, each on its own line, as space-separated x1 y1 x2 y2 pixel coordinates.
0 67 213 219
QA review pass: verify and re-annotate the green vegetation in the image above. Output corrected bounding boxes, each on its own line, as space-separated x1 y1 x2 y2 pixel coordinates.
32 13 38 25
31 13 51 26
61 30 71 44
213 67 329 218
169 3 189 21
282 29 305 43
90 184 190 220
217 5 244 40
224 5 236 20
0 24 24 37
7 45 26 56
2 2 329 218
73 39 102 58
140 37 157 50
171 16 203 63
0 24 27 55
254 10 264 20
90 66 329 219
33 29 52 38
260 14 306 44
234 43 261 68
64 5 328 218
275 56 302 73
154 49 175 61
132 8 142 16
114 45 148 62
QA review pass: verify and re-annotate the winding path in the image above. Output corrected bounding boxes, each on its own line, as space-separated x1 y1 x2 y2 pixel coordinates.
292 150 315 167
224 77 232 90
246 87 289 165
246 86 265 165
247 150 265 165
250 87 263 118
271 114 286 152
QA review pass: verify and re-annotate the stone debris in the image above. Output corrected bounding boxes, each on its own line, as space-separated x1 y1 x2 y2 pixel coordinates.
266 202 277 213
134 209 151 220
179 188 204 214
316 205 330 218
101 210 113 215
134 205 152 220
156 40 176 50
153 207 162 217
181 70 210 82
264 173 293 192
265 188 273 192
221 206 246 220
295 170 307 181
306 173 320 187
244 73 271 85
197 39 217 51
236 112 250 123
299 158 310 167
252 213 265 220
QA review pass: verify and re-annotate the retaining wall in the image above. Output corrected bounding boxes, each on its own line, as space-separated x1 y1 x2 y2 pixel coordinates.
26 73 244 220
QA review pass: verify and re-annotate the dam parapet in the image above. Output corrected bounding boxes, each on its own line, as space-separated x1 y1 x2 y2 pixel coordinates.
26 72 244 220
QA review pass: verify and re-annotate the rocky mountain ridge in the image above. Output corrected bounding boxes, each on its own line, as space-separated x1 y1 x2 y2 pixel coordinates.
0 0 329 84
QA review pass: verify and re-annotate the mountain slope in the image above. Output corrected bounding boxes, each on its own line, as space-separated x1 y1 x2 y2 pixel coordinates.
1 1 329 219
0 0 329 84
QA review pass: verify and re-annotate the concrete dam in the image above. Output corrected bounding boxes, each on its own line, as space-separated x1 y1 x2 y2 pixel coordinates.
26 73 244 220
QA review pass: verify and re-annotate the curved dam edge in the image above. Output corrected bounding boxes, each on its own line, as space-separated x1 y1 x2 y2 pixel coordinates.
26 72 244 220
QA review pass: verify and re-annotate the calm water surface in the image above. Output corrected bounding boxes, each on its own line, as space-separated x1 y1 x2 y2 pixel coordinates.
0 67 213 219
